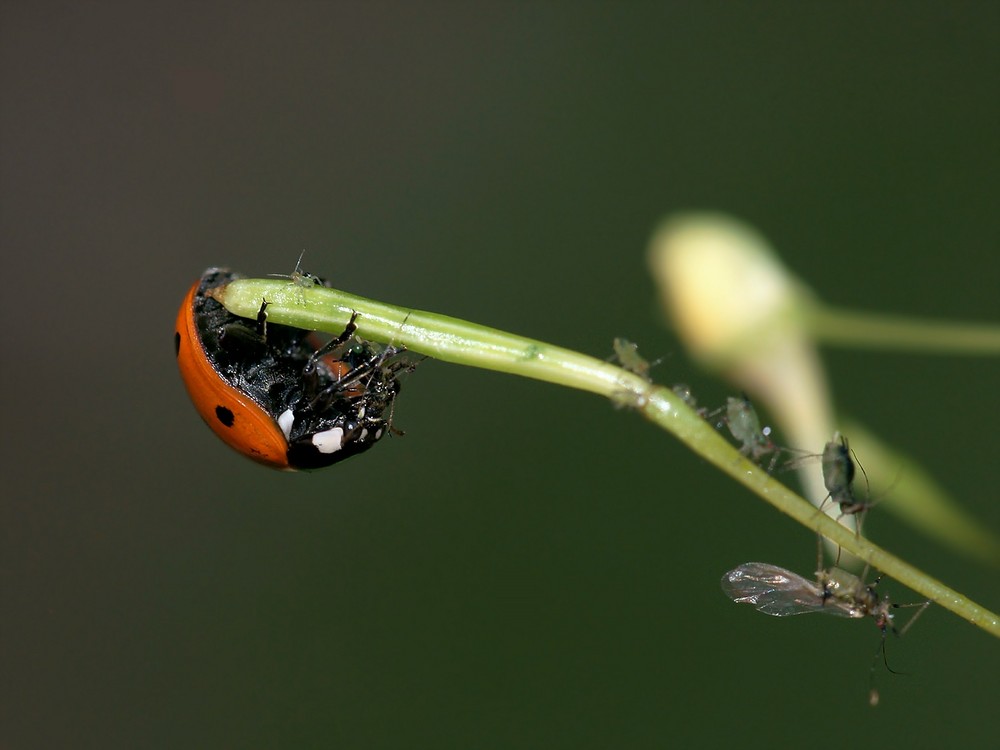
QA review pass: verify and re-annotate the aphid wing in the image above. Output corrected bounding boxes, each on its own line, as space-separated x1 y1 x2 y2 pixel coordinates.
721 563 850 617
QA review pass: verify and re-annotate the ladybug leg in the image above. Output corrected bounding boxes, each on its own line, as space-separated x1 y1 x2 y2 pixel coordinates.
329 310 360 348
334 344 405 390
218 298 271 349
255 298 269 337
307 344 408 413
384 382 406 437
303 311 360 375
360 354 422 437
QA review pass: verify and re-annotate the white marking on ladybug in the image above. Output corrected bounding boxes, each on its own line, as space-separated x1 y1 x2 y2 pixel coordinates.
277 409 295 440
375 428 384 440
312 426 346 454
360 428 369 441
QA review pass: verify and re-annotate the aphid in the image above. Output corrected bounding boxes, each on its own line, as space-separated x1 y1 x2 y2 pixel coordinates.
607 338 661 410
780 431 873 542
712 394 786 471
671 383 698 408
268 249 325 287
721 561 929 703
611 337 657 380
821 432 870 518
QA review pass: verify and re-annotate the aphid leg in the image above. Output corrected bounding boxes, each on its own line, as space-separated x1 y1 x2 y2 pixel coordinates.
763 436 784 474
815 534 837 604
815 533 824 576
861 565 876 590
843 447 873 537
703 402 727 431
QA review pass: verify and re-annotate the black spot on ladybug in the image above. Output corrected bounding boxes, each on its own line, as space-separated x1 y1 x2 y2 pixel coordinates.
215 405 235 427
174 331 181 356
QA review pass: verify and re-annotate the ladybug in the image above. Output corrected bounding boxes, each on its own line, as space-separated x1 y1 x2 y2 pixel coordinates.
175 268 410 470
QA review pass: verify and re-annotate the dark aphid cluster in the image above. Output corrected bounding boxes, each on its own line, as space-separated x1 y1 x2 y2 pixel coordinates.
693 391 875 533
705 394 876 530
677 387 924 702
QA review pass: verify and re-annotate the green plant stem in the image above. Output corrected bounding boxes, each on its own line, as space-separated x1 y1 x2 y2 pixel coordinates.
807 303 1000 355
217 277 1000 638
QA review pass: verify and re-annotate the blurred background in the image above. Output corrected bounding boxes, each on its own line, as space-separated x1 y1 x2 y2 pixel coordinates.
2 3 998 748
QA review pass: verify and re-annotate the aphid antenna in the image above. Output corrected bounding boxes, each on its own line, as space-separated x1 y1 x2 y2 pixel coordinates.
852 461 908 518
702 400 729 430
867 585 930 705
776 444 825 472
868 627 894 707
267 248 306 278
838 435 877 510
854 444 871 493
291 248 307 277
868 605 907 694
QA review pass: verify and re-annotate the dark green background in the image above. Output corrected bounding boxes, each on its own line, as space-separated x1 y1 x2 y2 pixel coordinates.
3 2 998 748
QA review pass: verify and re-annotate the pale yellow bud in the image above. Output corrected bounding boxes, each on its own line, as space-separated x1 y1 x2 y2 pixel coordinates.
647 213 806 368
